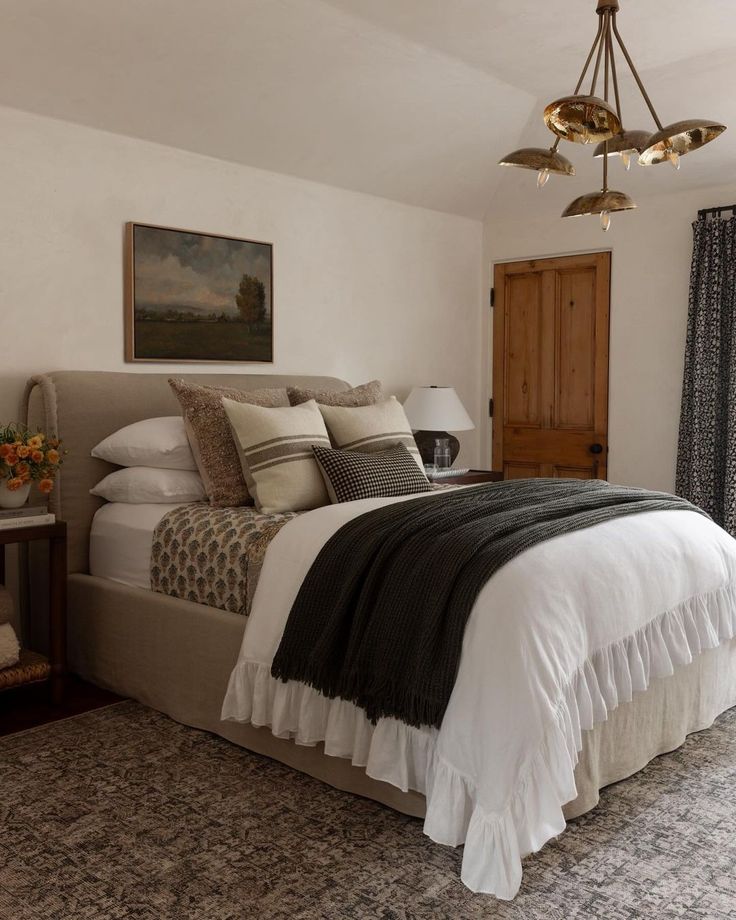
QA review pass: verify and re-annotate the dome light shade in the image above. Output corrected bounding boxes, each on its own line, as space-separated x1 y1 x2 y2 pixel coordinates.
562 188 636 219
593 129 650 158
638 119 727 165
498 146 575 175
544 94 621 144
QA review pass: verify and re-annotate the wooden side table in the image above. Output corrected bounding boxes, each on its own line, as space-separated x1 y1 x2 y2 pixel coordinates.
430 469 503 486
0 521 67 704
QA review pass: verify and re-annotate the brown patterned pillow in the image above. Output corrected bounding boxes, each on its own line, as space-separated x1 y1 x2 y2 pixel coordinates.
169 378 289 507
287 379 382 407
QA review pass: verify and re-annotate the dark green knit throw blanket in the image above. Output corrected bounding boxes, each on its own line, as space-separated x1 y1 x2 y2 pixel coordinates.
271 479 702 729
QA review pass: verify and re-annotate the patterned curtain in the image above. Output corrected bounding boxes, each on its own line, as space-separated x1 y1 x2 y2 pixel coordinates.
676 214 736 532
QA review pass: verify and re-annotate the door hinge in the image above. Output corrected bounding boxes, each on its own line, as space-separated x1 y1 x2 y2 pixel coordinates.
488 397 494 418
490 287 495 308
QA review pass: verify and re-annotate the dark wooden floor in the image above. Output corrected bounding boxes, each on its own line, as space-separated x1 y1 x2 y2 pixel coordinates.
0 676 124 737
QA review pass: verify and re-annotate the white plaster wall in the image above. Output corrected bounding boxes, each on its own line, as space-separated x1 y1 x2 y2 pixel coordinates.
0 105 483 466
482 179 736 492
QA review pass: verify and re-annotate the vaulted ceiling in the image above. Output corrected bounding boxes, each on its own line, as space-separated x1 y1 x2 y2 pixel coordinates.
0 0 733 218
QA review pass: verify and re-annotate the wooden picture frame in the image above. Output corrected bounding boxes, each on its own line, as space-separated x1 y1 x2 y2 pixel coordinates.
124 222 274 363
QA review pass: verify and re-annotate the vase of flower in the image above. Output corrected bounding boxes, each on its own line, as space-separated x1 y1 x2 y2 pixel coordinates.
0 424 63 508
0 480 32 509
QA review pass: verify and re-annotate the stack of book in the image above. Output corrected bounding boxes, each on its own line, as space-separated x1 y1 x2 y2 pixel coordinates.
0 505 55 530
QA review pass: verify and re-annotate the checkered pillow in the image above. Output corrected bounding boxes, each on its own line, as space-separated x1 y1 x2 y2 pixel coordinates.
312 443 432 504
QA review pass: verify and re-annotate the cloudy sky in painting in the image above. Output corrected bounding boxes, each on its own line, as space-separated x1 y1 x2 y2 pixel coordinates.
133 225 272 316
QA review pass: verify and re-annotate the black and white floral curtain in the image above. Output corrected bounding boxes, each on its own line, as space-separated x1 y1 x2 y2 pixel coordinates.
676 213 736 532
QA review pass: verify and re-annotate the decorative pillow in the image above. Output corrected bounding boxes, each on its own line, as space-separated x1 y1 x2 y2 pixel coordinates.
169 378 289 507
91 417 196 471
90 467 207 504
313 443 432 504
223 398 331 514
287 380 383 407
318 397 424 470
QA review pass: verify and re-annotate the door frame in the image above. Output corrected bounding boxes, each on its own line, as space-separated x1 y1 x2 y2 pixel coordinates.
491 251 611 476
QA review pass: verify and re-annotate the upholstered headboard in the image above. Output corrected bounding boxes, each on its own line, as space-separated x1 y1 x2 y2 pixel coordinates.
25 371 350 573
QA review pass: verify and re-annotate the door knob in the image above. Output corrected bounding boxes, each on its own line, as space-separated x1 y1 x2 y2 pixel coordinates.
589 443 603 454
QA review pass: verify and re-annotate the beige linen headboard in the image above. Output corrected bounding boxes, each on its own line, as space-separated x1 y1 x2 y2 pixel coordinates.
24 371 350 573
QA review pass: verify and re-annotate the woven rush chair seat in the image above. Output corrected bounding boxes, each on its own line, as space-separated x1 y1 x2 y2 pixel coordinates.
0 650 50 690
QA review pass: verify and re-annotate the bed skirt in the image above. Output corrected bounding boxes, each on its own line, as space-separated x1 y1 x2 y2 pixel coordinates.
67 573 736 824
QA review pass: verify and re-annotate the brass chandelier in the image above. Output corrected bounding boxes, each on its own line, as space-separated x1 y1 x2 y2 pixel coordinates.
499 0 727 231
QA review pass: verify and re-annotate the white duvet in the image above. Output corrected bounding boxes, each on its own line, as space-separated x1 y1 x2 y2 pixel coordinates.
222 491 736 899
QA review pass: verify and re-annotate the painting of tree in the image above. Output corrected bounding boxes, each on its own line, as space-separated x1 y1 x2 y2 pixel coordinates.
236 274 266 325
126 223 273 362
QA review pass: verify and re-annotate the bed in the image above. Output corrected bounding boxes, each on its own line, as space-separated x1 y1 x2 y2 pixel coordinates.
24 370 736 899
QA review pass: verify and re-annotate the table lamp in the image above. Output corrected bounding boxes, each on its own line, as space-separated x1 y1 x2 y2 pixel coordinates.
403 386 475 466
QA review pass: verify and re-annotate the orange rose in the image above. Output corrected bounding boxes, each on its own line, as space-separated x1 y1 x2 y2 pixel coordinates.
39 478 54 494
0 444 10 459
16 445 30 459
5 450 18 467
15 462 31 482
6 477 24 492
48 437 60 449
46 449 60 465
28 435 44 450
31 450 44 464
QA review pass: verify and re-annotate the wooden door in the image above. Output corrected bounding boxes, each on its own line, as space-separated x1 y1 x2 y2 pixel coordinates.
492 252 610 480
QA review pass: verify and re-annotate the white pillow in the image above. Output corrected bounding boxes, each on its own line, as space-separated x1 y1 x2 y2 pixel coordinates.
91 417 196 470
90 467 206 504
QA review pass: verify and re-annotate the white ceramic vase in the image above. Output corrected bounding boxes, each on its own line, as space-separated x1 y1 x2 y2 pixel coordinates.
0 480 31 509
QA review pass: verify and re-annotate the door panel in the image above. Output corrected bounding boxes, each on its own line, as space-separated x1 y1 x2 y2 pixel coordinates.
555 269 596 430
554 466 594 479
504 273 543 428
492 253 610 481
505 461 542 479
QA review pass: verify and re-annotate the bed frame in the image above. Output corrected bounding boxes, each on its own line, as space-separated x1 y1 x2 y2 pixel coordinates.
24 371 736 823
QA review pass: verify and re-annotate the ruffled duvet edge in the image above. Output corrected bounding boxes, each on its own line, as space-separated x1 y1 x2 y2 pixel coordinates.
221 582 736 900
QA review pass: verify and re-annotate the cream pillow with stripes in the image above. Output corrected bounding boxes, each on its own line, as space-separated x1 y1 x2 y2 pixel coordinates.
222 398 331 513
318 397 425 472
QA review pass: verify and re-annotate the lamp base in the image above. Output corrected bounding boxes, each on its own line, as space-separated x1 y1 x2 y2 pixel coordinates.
413 430 460 466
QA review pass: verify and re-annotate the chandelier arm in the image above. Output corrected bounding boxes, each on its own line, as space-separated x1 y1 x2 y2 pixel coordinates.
602 12 609 191
611 13 664 130
572 14 604 94
551 137 561 152
603 12 610 103
608 22 622 124
589 17 607 96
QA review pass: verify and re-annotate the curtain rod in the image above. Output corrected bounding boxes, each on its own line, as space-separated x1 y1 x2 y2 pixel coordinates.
698 204 736 217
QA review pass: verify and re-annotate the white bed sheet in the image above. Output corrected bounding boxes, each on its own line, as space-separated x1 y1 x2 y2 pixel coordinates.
90 502 186 589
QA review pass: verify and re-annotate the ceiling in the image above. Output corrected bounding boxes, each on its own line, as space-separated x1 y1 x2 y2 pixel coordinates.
0 0 734 219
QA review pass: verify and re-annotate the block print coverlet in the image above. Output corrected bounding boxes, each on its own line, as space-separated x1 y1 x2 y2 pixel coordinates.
151 503 296 616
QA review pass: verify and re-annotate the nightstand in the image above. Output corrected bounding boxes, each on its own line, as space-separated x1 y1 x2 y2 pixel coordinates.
430 469 503 486
0 521 67 704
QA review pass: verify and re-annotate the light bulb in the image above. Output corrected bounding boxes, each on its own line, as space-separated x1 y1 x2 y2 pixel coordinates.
600 210 611 232
621 151 631 171
667 149 680 170
537 168 550 189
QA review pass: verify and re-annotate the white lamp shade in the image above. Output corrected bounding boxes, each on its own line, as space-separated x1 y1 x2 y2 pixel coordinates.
403 386 475 432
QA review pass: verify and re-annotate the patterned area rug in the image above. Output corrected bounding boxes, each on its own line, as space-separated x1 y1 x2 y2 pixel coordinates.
1 701 735 920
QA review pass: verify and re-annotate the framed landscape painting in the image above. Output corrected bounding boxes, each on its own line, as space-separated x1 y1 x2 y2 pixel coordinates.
124 222 273 362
